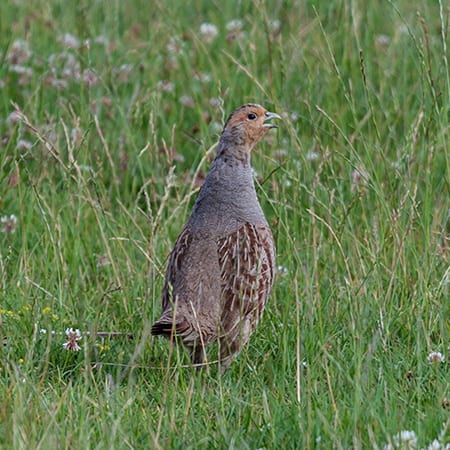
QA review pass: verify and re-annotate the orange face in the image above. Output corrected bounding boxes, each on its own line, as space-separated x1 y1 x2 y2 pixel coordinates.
222 104 281 150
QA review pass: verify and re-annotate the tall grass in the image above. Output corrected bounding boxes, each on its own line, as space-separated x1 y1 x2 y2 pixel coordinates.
1 0 449 448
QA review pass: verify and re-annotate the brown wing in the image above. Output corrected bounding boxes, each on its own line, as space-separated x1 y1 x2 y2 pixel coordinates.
161 226 193 311
151 227 193 337
217 223 275 333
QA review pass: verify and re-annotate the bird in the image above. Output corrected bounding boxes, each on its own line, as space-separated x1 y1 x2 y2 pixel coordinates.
151 103 280 371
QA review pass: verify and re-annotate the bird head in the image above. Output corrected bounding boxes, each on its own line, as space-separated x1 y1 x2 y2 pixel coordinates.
220 104 281 152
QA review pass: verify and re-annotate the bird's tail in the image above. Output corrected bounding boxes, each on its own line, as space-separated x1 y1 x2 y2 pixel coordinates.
151 315 190 338
151 319 175 337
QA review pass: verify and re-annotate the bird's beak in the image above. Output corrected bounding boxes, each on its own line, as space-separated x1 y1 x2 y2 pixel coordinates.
263 111 282 128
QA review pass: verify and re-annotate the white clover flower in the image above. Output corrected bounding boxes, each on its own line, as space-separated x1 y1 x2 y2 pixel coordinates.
268 19 281 33
427 351 445 364
157 80 175 92
62 61 81 79
208 97 221 108
399 24 409 35
199 23 218 43
276 265 289 276
114 64 133 83
209 121 223 134
179 95 195 108
388 430 418 449
166 36 183 55
6 111 22 125
274 149 288 158
94 35 109 46
46 74 69 90
375 34 391 49
60 33 80 49
7 39 32 64
62 328 82 352
9 65 33 76
17 139 32 151
194 72 211 83
427 439 442 450
306 150 320 161
82 68 98 86
1 214 18 234
96 254 111 268
226 19 243 32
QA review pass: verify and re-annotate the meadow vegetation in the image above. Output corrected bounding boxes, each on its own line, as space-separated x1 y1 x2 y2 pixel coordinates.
0 0 449 448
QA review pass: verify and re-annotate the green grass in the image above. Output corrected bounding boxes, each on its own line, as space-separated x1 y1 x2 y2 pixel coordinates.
1 0 449 448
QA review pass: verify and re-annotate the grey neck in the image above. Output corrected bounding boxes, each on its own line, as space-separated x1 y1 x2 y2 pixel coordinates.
188 144 267 234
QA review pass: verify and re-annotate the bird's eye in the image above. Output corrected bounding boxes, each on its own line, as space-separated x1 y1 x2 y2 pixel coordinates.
247 113 257 120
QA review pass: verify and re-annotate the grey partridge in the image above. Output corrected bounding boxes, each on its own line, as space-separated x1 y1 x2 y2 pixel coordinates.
151 104 280 371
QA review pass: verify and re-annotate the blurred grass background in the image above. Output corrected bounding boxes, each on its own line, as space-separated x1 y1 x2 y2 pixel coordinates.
0 0 449 448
